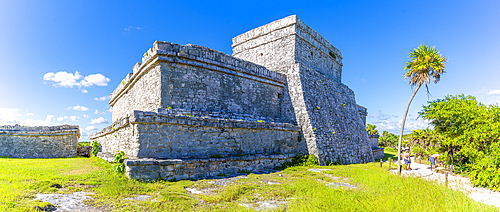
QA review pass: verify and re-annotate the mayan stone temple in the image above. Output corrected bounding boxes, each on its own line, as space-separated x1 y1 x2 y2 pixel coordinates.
90 15 374 180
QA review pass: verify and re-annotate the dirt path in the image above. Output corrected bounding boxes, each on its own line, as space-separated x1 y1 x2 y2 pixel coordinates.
390 157 500 207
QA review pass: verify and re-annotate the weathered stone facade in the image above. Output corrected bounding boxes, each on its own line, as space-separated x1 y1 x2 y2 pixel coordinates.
0 125 80 158
91 15 373 180
232 15 373 165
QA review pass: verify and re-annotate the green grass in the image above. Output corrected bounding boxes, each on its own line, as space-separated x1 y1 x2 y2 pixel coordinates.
0 157 497 211
78 142 90 147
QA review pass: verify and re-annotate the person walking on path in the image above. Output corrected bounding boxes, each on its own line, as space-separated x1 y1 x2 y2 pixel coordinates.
430 153 441 171
403 148 412 170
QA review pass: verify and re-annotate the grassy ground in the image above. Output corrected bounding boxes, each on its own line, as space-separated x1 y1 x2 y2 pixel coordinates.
0 156 498 212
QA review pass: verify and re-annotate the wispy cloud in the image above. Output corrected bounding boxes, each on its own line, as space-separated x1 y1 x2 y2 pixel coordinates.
367 111 392 120
67 105 89 111
89 117 108 124
43 71 110 91
124 26 143 31
94 95 110 101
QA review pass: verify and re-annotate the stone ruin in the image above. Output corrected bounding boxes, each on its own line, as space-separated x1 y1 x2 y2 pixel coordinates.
90 15 374 180
0 124 80 158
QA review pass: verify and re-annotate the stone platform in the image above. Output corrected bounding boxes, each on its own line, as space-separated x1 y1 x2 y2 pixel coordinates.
123 153 296 181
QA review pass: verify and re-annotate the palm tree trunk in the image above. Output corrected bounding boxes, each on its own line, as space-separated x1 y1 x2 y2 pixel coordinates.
397 83 422 174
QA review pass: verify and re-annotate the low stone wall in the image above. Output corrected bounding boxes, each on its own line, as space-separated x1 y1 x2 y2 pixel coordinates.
124 153 297 181
372 148 384 160
90 109 306 160
0 125 80 158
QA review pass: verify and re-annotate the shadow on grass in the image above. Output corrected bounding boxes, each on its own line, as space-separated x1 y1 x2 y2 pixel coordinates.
381 150 398 161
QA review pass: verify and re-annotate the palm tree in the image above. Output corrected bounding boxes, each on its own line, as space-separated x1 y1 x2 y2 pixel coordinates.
397 44 447 174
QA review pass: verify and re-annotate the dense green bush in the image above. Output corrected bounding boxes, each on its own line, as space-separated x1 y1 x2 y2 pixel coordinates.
112 151 127 174
419 94 500 190
366 124 379 135
379 131 398 147
91 140 100 157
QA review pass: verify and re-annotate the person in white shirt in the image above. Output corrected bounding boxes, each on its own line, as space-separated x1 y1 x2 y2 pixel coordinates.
430 153 441 171
403 148 412 170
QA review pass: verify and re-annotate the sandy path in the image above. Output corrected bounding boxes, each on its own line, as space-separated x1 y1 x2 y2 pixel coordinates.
390 157 500 207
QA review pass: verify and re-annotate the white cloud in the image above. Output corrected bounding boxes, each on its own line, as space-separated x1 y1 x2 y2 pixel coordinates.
0 108 54 126
372 118 430 134
67 105 89 111
43 71 110 90
43 71 82 88
85 125 97 131
80 125 100 141
24 115 54 126
94 95 110 101
83 114 89 118
94 110 99 114
56 116 80 122
367 111 391 120
124 26 143 31
89 117 108 124
25 112 34 116
488 89 500 95
0 108 21 125
392 114 398 117
80 74 110 87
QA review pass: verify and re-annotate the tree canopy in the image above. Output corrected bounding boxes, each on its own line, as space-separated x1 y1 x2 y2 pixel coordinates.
419 94 500 190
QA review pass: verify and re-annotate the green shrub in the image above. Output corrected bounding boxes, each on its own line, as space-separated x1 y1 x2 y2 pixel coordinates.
305 154 319 167
112 151 127 174
91 140 100 157
278 154 318 169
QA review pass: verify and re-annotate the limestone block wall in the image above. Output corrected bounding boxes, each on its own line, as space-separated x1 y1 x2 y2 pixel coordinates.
110 65 162 123
110 41 294 124
0 125 80 158
232 15 373 165
90 110 306 160
286 64 373 164
232 15 342 82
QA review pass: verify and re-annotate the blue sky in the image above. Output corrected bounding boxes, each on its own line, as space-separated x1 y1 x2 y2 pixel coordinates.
1 1 499 141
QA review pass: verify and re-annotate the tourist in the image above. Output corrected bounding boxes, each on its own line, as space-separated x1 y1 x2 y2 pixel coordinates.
403 148 411 170
430 153 441 171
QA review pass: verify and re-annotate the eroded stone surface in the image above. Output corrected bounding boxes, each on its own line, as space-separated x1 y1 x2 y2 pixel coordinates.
0 124 79 158
35 192 98 212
